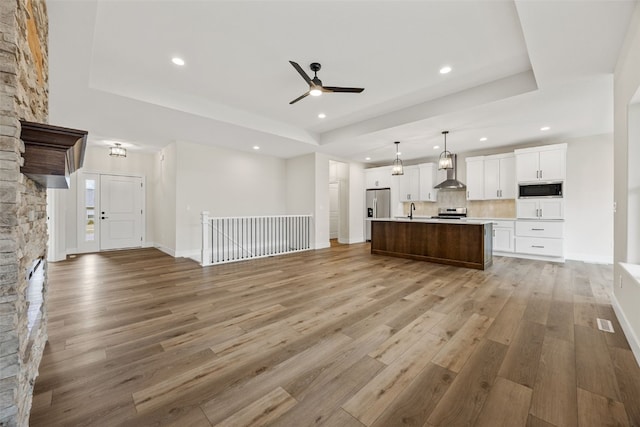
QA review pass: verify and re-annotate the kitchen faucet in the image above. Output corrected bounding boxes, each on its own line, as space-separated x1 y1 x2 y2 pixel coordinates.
409 202 415 220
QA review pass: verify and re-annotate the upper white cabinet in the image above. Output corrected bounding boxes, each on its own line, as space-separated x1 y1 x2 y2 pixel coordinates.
365 166 393 189
515 143 567 182
483 154 515 200
465 156 484 200
398 166 420 202
418 163 437 202
517 198 564 219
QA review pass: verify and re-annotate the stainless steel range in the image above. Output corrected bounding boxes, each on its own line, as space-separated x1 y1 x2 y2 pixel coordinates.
432 207 467 219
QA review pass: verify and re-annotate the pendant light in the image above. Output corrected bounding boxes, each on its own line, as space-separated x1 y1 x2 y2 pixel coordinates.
109 142 126 158
438 131 453 170
391 141 404 175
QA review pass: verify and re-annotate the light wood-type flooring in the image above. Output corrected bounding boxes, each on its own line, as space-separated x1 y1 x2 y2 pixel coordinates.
31 244 640 426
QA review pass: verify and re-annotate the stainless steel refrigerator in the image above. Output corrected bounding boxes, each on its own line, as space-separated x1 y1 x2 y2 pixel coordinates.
365 188 391 241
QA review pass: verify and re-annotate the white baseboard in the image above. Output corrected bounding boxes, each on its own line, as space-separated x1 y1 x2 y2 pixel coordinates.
154 244 176 257
175 249 200 259
143 241 155 248
314 242 331 250
611 292 640 368
565 253 613 264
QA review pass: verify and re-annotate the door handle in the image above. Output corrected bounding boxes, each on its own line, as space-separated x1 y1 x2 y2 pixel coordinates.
101 216 108 219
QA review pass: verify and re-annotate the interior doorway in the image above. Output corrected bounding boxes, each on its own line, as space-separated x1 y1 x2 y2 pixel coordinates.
77 172 145 252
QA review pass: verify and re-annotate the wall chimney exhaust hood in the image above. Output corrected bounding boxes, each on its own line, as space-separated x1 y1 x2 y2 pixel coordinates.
434 154 466 190
19 120 87 189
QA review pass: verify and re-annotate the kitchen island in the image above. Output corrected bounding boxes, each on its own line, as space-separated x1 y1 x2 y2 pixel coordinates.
371 218 493 270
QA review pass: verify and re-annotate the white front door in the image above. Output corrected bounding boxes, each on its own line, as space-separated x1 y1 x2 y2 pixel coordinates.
100 175 143 250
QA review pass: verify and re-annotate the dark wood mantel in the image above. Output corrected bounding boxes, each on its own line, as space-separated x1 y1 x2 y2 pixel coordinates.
19 120 87 188
371 219 493 270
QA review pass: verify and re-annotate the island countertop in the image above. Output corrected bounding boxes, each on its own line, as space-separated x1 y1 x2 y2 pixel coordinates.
375 217 495 225
370 218 493 270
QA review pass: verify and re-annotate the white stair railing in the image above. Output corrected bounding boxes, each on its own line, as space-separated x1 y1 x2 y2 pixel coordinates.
201 212 312 266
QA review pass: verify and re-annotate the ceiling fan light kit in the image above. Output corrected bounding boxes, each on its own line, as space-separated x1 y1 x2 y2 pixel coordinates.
288 61 364 104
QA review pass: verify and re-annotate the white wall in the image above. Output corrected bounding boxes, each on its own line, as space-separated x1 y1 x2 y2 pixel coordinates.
627 103 640 263
60 145 157 255
315 153 330 249
286 153 316 246
154 143 177 255
348 162 365 243
174 140 287 258
613 2 640 363
564 134 614 263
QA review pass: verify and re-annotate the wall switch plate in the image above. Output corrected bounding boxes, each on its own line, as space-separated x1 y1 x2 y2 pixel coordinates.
619 274 623 288
613 201 617 213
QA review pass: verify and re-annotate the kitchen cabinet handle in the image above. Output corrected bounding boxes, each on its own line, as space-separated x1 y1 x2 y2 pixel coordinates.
540 170 543 179
467 191 470 198
536 170 539 179
428 192 431 200
531 245 545 248
531 228 545 231
497 190 499 197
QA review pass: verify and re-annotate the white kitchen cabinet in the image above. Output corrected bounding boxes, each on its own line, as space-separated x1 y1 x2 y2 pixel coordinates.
466 156 484 200
483 154 515 200
418 163 437 202
515 220 564 258
398 166 420 202
517 198 564 219
515 143 567 182
492 220 514 253
365 166 393 189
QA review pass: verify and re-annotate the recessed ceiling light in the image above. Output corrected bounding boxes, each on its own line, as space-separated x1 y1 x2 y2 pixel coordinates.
480 137 488 142
540 126 550 131
439 66 452 74
318 113 326 119
171 57 185 66
365 157 371 161
433 145 440 150
252 145 260 150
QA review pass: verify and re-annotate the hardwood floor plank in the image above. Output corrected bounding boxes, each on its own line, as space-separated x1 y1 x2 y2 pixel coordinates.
30 247 640 426
431 312 493 373
522 292 551 325
575 324 620 401
485 295 528 345
497 320 545 389
609 346 640 426
212 386 297 427
474 377 533 427
529 336 577 427
573 295 599 329
342 332 446 426
426 339 508 427
368 310 445 365
270 356 384 427
369 363 455 427
545 300 575 343
576 387 629 427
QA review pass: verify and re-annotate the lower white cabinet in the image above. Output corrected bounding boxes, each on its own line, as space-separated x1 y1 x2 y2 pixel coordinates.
515 220 564 259
492 220 514 253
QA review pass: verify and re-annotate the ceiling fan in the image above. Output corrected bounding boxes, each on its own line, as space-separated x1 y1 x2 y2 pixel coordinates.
288 61 364 105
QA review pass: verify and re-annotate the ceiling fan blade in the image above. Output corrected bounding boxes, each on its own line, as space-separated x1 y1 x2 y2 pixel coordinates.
289 61 312 85
289 92 310 105
322 86 365 93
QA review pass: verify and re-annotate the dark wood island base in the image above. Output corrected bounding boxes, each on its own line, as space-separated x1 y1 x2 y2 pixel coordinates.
371 219 493 270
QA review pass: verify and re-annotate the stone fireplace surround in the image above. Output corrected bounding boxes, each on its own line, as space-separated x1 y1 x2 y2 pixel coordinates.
0 0 50 425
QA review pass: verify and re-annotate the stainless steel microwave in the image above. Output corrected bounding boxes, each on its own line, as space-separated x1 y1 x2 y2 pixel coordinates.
518 182 563 198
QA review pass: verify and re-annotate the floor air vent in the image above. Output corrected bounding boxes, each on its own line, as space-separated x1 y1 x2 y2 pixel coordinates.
596 318 615 333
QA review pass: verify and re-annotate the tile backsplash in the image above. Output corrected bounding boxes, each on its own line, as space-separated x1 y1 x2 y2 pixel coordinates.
401 189 516 218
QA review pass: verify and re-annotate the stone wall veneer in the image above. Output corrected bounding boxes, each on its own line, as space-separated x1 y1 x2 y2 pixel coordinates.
0 0 49 426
